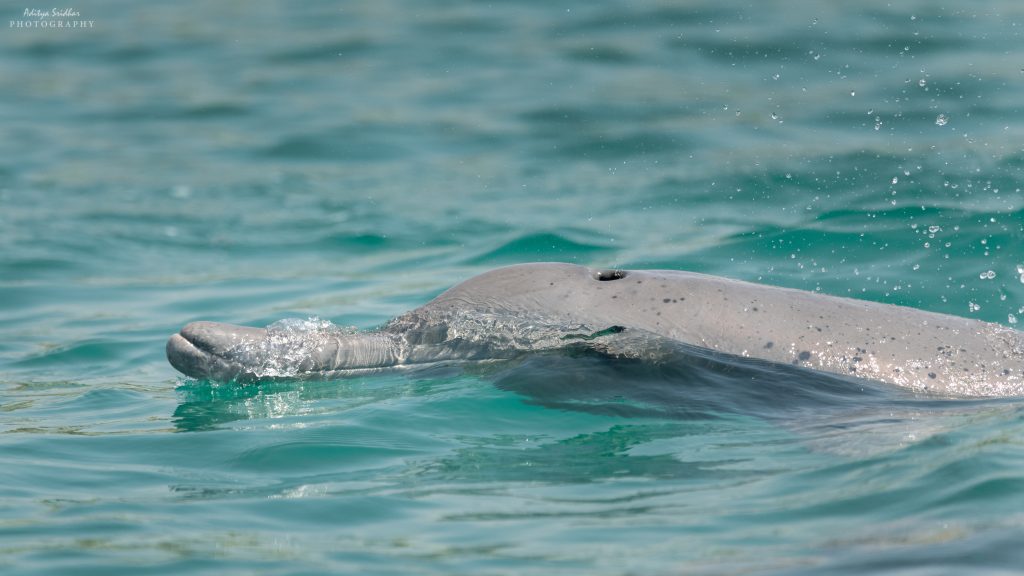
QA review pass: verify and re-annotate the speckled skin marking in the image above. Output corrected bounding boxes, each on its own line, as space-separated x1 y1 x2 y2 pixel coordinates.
168 263 1024 397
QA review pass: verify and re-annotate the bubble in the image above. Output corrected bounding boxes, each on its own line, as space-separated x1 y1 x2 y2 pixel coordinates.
980 270 996 280
891 176 899 185
1010 314 1018 325
969 302 981 313
935 114 948 126
918 78 927 87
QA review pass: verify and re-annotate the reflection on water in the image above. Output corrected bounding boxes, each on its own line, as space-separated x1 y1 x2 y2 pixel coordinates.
173 372 444 432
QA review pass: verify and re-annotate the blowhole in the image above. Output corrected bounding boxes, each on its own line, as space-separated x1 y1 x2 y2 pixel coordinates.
595 269 628 281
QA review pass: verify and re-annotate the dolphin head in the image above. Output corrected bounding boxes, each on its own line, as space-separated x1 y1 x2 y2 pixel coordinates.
166 264 651 382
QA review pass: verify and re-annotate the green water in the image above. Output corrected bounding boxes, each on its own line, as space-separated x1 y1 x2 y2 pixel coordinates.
3 1 1024 574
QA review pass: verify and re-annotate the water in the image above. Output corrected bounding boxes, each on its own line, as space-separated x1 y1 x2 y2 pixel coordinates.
3 1 1024 574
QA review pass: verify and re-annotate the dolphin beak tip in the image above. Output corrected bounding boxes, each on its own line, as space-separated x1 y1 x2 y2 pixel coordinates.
166 331 206 379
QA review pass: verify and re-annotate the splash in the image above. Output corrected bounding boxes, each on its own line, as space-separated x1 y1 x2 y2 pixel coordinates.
232 317 355 378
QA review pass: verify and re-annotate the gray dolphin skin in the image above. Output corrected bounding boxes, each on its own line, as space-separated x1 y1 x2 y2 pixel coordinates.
167 263 1024 396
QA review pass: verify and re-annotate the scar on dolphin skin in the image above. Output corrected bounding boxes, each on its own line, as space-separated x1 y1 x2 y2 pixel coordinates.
167 263 1024 397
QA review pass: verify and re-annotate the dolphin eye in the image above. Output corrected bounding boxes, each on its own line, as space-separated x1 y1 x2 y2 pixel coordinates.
594 269 627 281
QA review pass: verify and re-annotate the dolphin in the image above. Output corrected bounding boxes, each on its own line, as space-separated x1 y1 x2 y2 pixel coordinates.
166 263 1024 397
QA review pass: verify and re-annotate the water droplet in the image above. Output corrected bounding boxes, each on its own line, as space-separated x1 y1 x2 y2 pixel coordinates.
891 176 899 185
980 270 996 280
918 78 927 87
850 91 856 96
935 114 948 126
1010 314 1018 325
928 225 942 234
969 302 981 313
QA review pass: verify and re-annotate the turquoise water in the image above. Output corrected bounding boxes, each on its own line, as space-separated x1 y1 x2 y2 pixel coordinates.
3 1 1024 574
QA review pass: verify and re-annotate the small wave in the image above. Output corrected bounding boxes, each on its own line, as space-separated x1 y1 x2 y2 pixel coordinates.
493 341 903 421
466 232 611 265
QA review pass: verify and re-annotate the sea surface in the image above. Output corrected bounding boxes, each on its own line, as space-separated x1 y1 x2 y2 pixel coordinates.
3 1 1024 574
